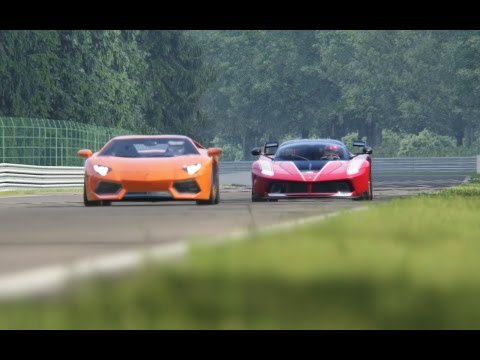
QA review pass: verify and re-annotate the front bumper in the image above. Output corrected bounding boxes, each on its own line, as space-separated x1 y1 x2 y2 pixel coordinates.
266 192 356 199
252 172 369 200
85 170 212 202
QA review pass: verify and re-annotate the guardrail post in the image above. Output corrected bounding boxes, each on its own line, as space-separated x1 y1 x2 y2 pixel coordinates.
477 155 480 174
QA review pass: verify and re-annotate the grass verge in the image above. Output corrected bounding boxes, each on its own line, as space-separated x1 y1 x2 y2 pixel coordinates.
0 188 82 197
1 177 480 329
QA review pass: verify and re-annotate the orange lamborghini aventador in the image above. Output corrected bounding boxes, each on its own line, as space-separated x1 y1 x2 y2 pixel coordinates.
77 135 222 206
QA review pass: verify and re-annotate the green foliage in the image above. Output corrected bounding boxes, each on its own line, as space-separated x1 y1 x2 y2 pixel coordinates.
210 135 243 161
1 31 480 159
138 31 217 143
374 129 403 157
192 30 480 157
341 132 366 153
0 31 215 144
397 129 460 157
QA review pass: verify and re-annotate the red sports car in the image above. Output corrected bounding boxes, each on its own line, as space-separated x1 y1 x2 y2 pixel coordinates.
250 139 373 202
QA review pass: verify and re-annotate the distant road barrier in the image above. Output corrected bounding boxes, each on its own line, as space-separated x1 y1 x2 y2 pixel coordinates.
370 156 478 175
0 163 84 188
220 157 478 175
0 156 478 189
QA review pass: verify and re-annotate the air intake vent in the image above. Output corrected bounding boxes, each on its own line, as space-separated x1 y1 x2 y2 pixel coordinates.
95 181 122 195
173 179 201 194
312 181 353 193
269 182 308 193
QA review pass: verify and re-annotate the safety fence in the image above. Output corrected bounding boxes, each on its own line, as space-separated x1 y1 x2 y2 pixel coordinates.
1 157 477 189
0 117 129 167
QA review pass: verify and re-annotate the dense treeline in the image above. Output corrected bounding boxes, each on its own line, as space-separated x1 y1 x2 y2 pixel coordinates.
192 30 480 159
1 30 479 159
0 30 216 144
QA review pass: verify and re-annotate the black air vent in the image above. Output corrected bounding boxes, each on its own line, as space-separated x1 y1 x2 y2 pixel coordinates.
269 182 308 193
173 180 200 194
95 182 122 195
312 181 353 193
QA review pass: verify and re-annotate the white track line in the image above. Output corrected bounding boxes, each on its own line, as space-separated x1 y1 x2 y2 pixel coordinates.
0 241 187 300
0 204 370 300
203 205 369 246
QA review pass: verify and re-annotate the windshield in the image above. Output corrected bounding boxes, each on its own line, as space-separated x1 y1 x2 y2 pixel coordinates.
99 138 200 158
275 142 349 161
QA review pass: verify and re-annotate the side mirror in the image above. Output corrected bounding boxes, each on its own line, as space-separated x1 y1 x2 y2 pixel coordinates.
263 141 279 156
78 149 93 158
363 146 373 155
207 147 222 157
251 147 261 156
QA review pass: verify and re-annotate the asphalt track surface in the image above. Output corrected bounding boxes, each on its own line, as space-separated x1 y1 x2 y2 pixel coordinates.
0 173 468 276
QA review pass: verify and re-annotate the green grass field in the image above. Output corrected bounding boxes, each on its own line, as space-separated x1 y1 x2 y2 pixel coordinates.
1 177 480 329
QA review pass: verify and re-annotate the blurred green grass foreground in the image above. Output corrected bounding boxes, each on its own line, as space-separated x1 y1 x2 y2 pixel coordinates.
2 177 480 329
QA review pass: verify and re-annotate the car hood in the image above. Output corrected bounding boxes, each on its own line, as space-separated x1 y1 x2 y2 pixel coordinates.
88 154 209 172
274 160 347 176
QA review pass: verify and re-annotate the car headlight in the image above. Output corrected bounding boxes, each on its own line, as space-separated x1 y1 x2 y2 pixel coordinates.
347 159 364 175
93 164 111 176
259 160 274 176
261 169 274 176
183 163 202 175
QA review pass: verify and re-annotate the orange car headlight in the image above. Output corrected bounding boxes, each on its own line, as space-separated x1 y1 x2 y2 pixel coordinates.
93 164 112 176
183 163 202 175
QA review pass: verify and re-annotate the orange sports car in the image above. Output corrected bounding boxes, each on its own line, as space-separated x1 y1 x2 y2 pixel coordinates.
77 135 222 206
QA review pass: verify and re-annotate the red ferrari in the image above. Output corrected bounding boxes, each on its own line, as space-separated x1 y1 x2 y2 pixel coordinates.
250 139 373 202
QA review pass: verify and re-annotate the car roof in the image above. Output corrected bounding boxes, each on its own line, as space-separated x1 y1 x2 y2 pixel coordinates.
280 139 346 147
111 135 192 141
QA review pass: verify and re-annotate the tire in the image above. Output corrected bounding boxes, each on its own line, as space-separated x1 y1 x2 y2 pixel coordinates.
83 184 111 206
196 165 219 205
252 190 278 202
367 177 373 200
252 190 267 202
83 184 101 206
353 174 373 201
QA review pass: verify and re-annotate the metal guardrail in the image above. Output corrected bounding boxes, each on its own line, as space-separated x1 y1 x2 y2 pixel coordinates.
0 163 84 188
370 157 478 174
220 157 479 175
0 156 478 189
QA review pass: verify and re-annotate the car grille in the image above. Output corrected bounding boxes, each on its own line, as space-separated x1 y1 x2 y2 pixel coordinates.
312 181 353 193
268 180 353 194
95 181 122 195
269 182 308 193
173 179 201 194
123 192 172 200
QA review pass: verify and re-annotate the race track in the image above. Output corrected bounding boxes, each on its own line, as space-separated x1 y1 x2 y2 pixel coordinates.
0 173 468 276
